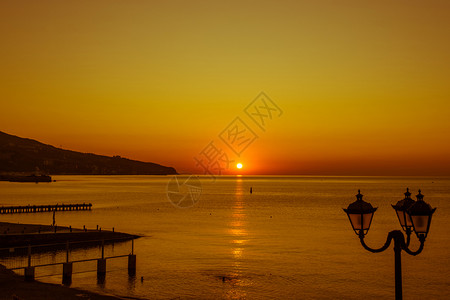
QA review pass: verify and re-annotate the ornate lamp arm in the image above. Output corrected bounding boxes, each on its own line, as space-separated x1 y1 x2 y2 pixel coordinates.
359 231 394 253
401 236 425 256
405 227 411 247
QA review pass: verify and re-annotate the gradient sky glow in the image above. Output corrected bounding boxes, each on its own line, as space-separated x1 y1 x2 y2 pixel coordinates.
1 1 450 175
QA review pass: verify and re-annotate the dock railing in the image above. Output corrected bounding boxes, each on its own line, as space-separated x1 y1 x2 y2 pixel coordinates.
0 237 136 284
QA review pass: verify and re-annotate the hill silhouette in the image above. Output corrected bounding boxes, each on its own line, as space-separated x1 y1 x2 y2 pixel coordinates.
0 131 177 175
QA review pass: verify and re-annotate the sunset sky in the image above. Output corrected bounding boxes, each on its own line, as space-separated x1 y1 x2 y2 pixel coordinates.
1 1 449 175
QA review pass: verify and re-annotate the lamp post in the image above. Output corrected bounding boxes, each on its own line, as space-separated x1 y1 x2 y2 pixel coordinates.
391 188 415 246
344 189 436 300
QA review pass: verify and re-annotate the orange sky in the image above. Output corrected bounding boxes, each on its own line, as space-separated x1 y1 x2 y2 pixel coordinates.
1 1 450 175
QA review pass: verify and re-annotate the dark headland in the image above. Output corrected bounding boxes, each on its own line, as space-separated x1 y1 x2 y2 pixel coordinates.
0 131 177 176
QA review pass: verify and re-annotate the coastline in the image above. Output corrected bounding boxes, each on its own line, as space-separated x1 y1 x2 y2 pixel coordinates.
0 221 141 300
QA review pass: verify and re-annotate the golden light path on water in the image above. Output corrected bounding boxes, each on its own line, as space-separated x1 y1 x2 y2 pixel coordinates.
224 176 249 298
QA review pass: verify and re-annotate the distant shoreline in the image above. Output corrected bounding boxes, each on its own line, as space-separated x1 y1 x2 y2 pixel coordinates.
0 174 52 183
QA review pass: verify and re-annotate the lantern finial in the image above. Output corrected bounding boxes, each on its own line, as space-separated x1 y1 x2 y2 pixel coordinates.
356 190 363 200
404 188 411 198
416 190 424 201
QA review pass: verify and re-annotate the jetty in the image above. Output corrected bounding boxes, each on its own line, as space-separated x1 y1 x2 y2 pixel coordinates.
0 221 139 248
0 203 92 214
0 221 140 286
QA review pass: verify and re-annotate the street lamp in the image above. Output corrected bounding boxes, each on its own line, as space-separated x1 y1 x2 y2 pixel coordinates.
344 189 436 300
391 188 415 246
408 190 436 240
343 190 377 236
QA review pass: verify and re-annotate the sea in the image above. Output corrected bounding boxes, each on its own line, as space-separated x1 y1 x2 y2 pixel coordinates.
0 175 449 299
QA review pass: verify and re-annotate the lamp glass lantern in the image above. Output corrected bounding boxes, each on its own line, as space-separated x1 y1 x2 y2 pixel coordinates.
407 190 436 240
344 190 377 236
392 188 415 232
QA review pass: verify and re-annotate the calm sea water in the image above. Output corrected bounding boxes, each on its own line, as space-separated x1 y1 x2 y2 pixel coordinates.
0 176 449 299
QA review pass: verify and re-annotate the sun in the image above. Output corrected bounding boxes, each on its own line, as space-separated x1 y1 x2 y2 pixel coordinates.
236 163 243 169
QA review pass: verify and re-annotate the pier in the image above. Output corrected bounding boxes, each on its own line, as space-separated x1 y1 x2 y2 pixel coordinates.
0 238 137 284
0 203 92 214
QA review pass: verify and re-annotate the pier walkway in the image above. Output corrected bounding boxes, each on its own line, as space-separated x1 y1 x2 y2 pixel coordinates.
0 203 92 214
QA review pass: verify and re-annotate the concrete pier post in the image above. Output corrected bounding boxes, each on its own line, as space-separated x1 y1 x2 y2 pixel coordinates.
25 242 34 281
128 254 136 276
97 259 106 277
66 241 70 262
27 245 32 267
24 267 35 281
62 262 73 285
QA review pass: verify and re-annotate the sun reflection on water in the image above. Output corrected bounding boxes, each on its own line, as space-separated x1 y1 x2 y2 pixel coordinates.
223 176 252 298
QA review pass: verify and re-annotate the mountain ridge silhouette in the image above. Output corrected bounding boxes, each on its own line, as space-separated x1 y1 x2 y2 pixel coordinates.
0 131 177 175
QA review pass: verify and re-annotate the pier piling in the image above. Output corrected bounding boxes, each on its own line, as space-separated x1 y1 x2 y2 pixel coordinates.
128 254 136 276
97 259 107 277
24 266 35 281
27 245 31 267
62 262 73 285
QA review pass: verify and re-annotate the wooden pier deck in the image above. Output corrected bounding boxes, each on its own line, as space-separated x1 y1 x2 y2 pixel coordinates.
0 203 92 214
